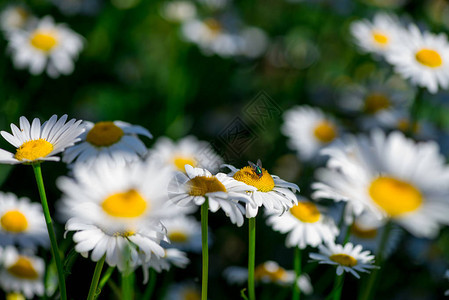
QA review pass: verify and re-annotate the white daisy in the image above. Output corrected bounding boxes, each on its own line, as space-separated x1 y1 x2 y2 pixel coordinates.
161 215 202 253
350 12 404 56
62 120 152 167
7 16 84 78
148 135 223 173
309 242 377 279
58 157 172 271
266 197 339 249
0 192 48 249
385 24 449 94
338 74 413 130
168 165 256 226
0 5 33 33
164 281 201 300
224 161 299 218
312 130 449 238
0 114 84 164
160 1 197 23
0 246 45 298
281 105 340 162
223 261 313 294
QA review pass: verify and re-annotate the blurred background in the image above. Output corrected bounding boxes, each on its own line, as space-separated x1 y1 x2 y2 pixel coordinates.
2 0 449 299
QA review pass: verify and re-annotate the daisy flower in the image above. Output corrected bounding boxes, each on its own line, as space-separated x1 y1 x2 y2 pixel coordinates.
62 120 152 167
309 242 377 279
160 1 197 23
0 192 48 249
168 165 256 226
164 281 201 300
0 5 32 33
148 135 223 173
7 16 84 78
0 114 84 164
350 12 404 56
224 161 299 218
281 105 341 162
58 157 173 271
143 248 190 273
312 130 449 238
0 246 45 298
161 215 202 253
266 197 339 249
385 24 449 94
223 261 313 294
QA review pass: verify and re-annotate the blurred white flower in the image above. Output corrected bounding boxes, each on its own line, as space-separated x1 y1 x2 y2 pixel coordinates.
7 16 84 77
160 1 197 23
0 5 33 33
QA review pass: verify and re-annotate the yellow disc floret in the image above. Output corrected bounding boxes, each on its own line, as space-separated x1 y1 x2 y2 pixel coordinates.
14 139 54 161
364 93 390 114
254 263 287 282
188 176 226 196
183 289 201 300
86 122 124 147
1 210 28 233
7 256 39 279
233 166 275 192
313 121 337 143
351 223 378 239
30 31 58 52
173 156 197 172
168 231 188 243
329 254 357 267
290 202 321 223
372 32 389 46
102 189 147 218
415 48 443 68
369 176 422 217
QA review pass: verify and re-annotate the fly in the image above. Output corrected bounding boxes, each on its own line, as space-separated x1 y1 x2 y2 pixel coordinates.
248 159 263 178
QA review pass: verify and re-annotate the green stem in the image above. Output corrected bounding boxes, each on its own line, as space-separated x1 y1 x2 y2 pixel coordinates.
329 274 345 300
121 271 135 300
32 163 67 300
409 87 424 136
248 217 256 300
201 198 209 300
143 269 157 300
292 247 301 300
98 267 115 292
359 221 393 300
87 256 106 300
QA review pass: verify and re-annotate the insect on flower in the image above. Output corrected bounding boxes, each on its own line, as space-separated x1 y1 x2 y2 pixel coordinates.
248 159 263 178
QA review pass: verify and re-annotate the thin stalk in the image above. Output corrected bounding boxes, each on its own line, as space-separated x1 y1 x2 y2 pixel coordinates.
143 269 157 300
121 271 135 300
32 163 67 300
248 217 256 300
292 247 302 300
98 266 115 292
329 274 345 300
87 255 106 300
201 198 209 300
359 221 393 300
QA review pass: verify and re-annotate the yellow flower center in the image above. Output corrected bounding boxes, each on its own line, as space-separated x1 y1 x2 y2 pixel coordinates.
168 231 188 243
369 176 422 217
1 210 28 233
6 293 26 300
183 289 201 300
173 155 197 172
254 263 287 282
14 139 54 161
113 230 135 237
204 18 221 35
351 223 378 239
289 202 320 223
86 122 124 147
415 48 443 68
30 31 58 52
233 166 275 192
313 121 337 143
102 189 147 218
364 93 390 114
188 176 227 196
372 32 389 46
329 254 357 267
397 119 420 133
7 256 39 279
